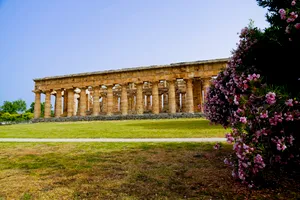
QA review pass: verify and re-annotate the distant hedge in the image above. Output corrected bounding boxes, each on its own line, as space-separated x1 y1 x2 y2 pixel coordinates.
0 112 34 122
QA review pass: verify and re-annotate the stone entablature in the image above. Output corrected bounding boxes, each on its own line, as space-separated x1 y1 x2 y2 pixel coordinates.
33 58 229 119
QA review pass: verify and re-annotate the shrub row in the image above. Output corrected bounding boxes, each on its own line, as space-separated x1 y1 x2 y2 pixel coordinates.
0 112 34 122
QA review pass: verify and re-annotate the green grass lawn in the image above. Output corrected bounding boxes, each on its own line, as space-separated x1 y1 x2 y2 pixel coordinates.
0 142 299 199
0 118 226 138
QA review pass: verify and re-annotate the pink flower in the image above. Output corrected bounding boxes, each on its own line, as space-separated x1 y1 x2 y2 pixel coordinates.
247 73 260 81
265 92 276 105
234 95 239 105
214 143 221 150
225 133 234 143
288 135 295 145
287 17 295 23
286 26 291 34
285 99 293 106
279 9 286 20
236 108 244 114
240 27 248 37
295 23 300 29
260 111 268 119
240 117 247 124
242 162 248 168
290 12 298 19
291 1 296 6
277 143 287 151
279 9 286 15
275 155 281 163
285 113 294 121
224 158 232 165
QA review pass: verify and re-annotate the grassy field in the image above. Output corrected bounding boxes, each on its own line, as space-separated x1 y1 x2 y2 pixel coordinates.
0 118 226 138
0 142 299 199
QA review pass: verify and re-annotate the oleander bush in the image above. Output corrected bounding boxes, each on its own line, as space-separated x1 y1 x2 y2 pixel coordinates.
205 0 300 187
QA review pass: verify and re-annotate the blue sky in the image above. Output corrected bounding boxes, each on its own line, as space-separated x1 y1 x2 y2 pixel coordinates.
0 0 269 108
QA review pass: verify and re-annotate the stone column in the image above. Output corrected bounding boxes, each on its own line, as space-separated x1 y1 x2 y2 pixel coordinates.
163 93 168 111
159 94 162 113
168 80 176 114
193 79 202 112
199 81 203 112
93 86 100 116
143 93 147 110
80 87 87 116
202 78 211 104
113 95 117 112
136 83 144 114
55 89 62 117
34 91 41 118
121 84 128 115
63 90 68 116
147 95 151 111
132 95 136 112
107 85 113 115
67 89 74 117
182 93 186 112
44 90 51 118
85 93 89 111
77 97 80 116
53 94 56 117
103 95 107 113
151 81 159 114
128 96 132 112
176 92 180 112
89 91 93 112
186 78 194 113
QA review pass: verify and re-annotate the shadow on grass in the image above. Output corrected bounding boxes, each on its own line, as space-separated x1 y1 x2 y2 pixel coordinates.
0 143 299 199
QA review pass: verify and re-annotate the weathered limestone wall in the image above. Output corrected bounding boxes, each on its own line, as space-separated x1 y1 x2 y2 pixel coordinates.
32 58 228 119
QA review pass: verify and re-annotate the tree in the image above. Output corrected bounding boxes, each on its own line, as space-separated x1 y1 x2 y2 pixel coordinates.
254 0 300 96
12 99 26 113
0 101 16 114
26 102 35 113
0 99 27 114
1 99 26 114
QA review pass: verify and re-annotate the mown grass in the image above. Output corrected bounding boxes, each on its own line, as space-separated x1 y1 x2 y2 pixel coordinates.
0 118 226 138
0 143 299 199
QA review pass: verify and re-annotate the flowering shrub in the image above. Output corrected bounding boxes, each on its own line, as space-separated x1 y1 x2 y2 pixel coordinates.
204 2 300 187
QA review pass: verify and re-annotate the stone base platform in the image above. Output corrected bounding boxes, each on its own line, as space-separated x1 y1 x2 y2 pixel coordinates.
31 113 205 123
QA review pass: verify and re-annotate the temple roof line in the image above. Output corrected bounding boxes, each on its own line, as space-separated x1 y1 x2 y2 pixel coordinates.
33 57 229 81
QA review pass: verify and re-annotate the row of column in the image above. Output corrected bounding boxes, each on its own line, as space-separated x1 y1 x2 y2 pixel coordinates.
34 78 211 118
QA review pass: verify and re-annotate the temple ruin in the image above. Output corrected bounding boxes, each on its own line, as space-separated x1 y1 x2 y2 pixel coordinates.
32 58 228 119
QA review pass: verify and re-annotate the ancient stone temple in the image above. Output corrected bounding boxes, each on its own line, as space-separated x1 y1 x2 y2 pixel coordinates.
32 58 228 119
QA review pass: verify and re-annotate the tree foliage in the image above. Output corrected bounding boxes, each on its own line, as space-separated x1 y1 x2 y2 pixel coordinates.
0 99 27 114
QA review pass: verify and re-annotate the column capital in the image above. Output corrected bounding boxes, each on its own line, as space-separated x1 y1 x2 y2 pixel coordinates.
106 84 114 88
193 77 202 81
92 85 100 90
119 82 128 86
52 88 62 91
202 77 211 80
183 77 194 81
65 87 75 91
32 90 42 93
135 81 144 85
43 89 52 94
151 80 160 84
167 78 177 82
202 77 211 86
